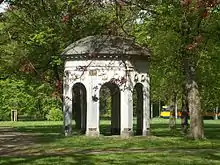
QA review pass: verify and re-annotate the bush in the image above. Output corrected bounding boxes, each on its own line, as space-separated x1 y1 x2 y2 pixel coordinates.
46 107 63 121
0 78 62 121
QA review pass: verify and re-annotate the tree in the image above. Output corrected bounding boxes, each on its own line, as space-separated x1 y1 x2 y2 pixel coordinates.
0 0 118 121
131 0 220 139
1 0 119 88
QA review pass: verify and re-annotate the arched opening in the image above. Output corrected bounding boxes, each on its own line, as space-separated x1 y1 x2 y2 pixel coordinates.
99 82 120 135
72 83 87 134
133 83 144 135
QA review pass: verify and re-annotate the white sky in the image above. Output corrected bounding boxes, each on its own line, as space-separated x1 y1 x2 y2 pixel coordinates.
0 2 8 13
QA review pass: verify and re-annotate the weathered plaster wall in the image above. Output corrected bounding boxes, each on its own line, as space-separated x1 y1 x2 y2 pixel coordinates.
63 59 150 136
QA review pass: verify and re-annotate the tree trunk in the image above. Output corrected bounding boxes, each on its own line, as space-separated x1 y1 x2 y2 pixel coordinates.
169 93 177 131
184 58 204 139
215 107 218 120
187 80 204 139
173 93 178 119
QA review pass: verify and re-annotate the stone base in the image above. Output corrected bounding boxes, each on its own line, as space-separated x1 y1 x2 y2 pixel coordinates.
142 128 150 136
86 128 99 137
64 125 72 136
121 128 133 138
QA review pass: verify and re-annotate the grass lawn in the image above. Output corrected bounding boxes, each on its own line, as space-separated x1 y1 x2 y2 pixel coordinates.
0 118 220 165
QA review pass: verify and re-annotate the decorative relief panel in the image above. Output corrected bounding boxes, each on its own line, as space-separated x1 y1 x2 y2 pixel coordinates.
89 70 97 76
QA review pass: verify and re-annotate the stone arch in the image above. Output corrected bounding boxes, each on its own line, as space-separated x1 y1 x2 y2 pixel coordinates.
133 83 144 135
72 82 87 134
99 82 121 135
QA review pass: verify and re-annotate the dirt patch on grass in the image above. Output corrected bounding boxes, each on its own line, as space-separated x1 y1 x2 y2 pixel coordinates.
0 127 60 156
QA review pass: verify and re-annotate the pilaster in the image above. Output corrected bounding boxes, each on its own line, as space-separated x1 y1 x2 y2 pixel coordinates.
63 82 73 136
120 84 133 137
142 76 150 136
86 71 100 136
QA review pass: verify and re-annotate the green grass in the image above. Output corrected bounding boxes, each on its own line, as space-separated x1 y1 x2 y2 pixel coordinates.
0 119 220 165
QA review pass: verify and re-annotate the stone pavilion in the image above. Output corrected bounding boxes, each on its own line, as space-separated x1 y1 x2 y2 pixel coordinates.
61 35 151 137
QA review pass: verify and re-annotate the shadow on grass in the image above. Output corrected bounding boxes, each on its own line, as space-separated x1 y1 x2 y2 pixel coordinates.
0 124 85 157
12 125 63 134
0 152 96 165
150 120 220 140
1 119 219 139
1 149 220 165
0 120 220 165
0 119 220 161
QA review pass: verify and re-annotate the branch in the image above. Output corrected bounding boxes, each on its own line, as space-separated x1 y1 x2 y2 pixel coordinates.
122 0 157 15
113 0 135 38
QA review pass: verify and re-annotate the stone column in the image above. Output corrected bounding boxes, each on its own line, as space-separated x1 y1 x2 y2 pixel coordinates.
142 78 150 136
63 83 73 136
120 85 133 137
86 70 100 136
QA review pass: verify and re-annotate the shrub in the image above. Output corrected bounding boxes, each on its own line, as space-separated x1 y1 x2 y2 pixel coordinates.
46 107 63 121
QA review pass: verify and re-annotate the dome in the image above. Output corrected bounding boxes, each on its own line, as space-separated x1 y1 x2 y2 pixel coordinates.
61 35 150 60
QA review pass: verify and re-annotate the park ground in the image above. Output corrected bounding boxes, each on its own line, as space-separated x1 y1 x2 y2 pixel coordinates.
0 118 220 165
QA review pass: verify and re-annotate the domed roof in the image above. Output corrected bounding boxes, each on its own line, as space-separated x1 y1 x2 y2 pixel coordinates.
61 35 150 60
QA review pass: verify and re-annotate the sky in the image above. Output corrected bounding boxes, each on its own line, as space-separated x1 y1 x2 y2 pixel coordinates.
0 2 8 13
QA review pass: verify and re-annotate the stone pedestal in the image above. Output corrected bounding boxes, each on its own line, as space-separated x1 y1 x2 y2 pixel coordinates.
86 128 99 137
143 84 150 136
85 75 100 137
64 125 72 136
63 83 73 136
121 128 133 138
120 86 133 137
143 128 150 136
